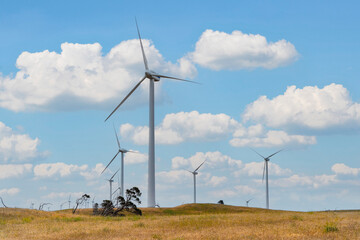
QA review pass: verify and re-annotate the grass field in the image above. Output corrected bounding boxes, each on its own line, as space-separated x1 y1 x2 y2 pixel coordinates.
0 204 359 239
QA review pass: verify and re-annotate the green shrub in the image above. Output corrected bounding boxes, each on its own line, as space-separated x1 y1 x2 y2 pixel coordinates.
324 222 338 232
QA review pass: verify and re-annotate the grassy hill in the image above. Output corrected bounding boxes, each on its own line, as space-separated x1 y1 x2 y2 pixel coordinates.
0 204 359 239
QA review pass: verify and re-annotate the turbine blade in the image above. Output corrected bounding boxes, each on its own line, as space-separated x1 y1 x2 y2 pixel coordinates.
266 149 283 159
110 168 120 181
126 150 140 154
262 161 266 183
250 148 266 159
105 76 146 122
135 18 149 70
153 74 200 84
101 150 121 174
194 160 206 172
113 123 121 149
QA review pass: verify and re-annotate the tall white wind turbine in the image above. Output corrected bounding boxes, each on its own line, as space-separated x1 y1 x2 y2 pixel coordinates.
187 160 206 204
104 19 199 207
251 149 282 209
102 125 137 198
107 168 120 202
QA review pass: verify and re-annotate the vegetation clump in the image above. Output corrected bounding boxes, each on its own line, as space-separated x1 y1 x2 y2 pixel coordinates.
324 221 339 232
73 194 90 214
93 187 142 216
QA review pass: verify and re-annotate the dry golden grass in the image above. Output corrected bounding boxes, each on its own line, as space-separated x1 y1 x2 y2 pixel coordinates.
0 204 359 239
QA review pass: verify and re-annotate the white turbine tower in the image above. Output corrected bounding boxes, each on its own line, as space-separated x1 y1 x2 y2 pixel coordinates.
102 125 137 198
68 194 71 209
104 19 199 207
251 149 282 209
187 160 206 204
107 168 120 201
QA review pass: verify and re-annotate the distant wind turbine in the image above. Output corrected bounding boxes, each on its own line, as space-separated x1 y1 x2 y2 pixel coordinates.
246 198 253 207
60 201 67 210
187 160 206 203
107 168 120 201
104 19 199 207
68 194 71 209
101 124 138 198
251 149 282 209
92 196 96 207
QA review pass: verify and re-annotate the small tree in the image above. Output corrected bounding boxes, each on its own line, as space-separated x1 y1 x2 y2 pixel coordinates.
0 197 7 208
92 203 99 215
73 194 90 214
100 200 115 216
114 187 142 216
217 200 224 205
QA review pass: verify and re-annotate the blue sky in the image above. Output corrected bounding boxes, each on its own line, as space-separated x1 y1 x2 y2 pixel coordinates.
0 0 359 211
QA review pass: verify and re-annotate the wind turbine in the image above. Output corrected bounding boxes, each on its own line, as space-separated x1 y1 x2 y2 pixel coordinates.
101 125 137 198
187 160 206 204
104 19 199 207
106 168 120 201
68 194 71 209
251 149 282 209
91 196 96 207
246 198 253 207
60 201 67 210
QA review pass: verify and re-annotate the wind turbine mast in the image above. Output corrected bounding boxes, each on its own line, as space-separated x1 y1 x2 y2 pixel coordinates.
187 160 206 204
251 149 282 209
104 19 198 207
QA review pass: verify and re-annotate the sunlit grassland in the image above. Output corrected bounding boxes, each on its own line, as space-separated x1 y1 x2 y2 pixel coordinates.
0 204 359 239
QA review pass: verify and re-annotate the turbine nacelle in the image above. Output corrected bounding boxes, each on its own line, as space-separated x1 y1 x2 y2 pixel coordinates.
146 70 160 81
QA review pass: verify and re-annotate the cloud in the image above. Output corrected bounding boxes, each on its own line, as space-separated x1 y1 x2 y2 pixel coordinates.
236 161 291 177
0 164 32 179
332 163 360 176
79 163 104 180
0 122 46 162
121 111 240 145
156 170 189 183
243 84 360 132
34 162 88 178
234 185 257 195
208 176 227 187
0 40 196 112
271 174 338 189
190 29 298 70
171 151 242 170
0 188 20 196
230 128 316 147
124 151 147 164
43 191 85 199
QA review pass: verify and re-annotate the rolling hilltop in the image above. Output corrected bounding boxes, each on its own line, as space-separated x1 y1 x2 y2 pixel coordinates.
0 204 359 239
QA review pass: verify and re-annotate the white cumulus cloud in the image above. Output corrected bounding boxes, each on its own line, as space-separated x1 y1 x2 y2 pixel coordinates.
190 29 298 70
121 111 240 145
208 176 227 187
243 84 360 131
0 188 20 196
0 40 196 112
34 162 88 178
171 151 242 170
237 161 291 177
331 163 360 176
272 174 338 189
0 164 32 179
0 122 46 162
230 128 316 148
